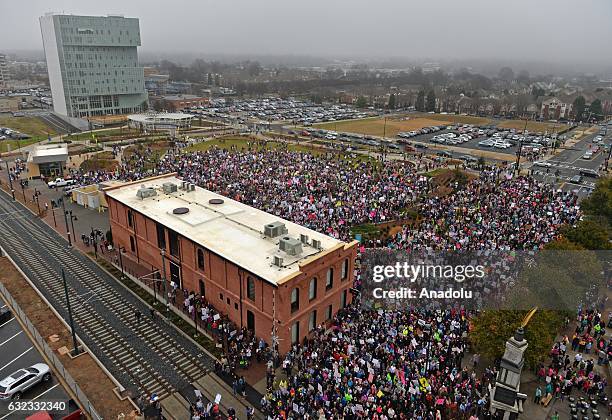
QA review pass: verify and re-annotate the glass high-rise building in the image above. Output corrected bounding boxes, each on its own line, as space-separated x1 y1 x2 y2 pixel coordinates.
40 13 148 118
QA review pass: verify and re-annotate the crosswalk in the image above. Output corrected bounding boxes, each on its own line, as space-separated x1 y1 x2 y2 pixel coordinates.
531 170 596 188
0 192 211 400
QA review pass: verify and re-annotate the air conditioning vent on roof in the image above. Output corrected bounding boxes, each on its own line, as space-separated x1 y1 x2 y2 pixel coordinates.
264 221 288 238
136 185 157 200
162 182 178 194
300 234 309 245
273 255 284 267
312 239 322 250
279 236 302 256
209 198 224 205
173 207 189 215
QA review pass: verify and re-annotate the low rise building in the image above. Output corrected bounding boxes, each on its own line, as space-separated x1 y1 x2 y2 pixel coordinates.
104 174 358 353
26 143 68 178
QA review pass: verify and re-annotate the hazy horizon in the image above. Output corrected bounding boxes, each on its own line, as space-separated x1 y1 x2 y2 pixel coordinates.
2 0 612 73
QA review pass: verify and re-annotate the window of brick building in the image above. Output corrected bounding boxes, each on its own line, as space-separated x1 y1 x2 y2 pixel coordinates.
197 248 205 270
309 310 317 332
326 268 334 291
309 277 317 301
291 288 299 313
247 276 255 301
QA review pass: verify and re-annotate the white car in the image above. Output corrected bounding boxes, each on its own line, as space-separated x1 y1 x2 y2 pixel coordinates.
47 178 76 188
0 363 51 400
582 152 593 160
534 161 552 168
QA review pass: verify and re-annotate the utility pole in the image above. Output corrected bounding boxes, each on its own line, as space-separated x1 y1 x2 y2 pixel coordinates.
62 269 80 356
514 118 528 175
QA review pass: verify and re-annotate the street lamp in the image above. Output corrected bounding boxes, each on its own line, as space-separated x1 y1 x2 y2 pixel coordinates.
61 197 72 246
19 180 26 202
160 249 169 311
5 160 15 201
34 188 42 216
118 246 125 278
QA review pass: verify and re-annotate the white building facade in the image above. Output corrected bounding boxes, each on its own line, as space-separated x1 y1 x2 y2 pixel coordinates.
40 14 148 118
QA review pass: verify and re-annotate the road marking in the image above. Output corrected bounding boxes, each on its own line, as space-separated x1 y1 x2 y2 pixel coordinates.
0 319 15 328
0 383 60 420
0 331 22 347
0 347 33 372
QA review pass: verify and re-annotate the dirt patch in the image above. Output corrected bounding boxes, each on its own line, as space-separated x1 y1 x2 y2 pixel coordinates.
430 168 477 197
0 258 137 419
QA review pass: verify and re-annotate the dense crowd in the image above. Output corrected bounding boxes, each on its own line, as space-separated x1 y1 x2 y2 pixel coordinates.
50 141 605 419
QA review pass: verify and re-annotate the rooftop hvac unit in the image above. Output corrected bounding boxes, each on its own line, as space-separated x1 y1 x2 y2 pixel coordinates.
279 236 302 256
273 255 284 267
181 181 187 190
264 221 288 238
311 239 322 250
190 184 196 191
300 234 309 245
162 182 178 194
136 186 157 199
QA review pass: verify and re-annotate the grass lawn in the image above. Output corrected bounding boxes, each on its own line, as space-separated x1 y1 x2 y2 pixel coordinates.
315 115 490 137
496 120 567 133
185 136 324 155
0 116 57 137
0 138 44 153
65 127 141 141
411 113 491 125
80 151 118 171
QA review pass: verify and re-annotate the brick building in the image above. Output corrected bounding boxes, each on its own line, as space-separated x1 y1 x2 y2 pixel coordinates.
104 174 358 354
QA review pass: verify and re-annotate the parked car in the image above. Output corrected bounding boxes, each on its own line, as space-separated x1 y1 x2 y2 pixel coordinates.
579 169 599 178
582 151 593 160
47 178 76 188
534 161 552 168
0 364 51 400
570 175 583 184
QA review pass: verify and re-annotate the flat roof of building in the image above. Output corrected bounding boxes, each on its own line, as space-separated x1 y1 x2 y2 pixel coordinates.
27 143 68 163
105 174 348 285
127 112 194 123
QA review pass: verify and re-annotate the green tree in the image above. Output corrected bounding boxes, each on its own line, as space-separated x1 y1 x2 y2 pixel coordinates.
426 90 436 112
471 310 565 369
573 95 586 121
415 90 425 112
590 99 603 120
355 96 368 108
562 218 611 250
581 177 612 225
388 94 396 110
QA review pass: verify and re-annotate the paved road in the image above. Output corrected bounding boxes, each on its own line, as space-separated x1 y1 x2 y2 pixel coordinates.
530 129 610 197
0 188 214 403
0 303 75 419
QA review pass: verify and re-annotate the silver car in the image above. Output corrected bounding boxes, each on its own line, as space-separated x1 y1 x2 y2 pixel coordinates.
0 363 51 400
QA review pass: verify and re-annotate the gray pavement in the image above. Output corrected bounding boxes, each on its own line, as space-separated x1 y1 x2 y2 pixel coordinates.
0 302 75 419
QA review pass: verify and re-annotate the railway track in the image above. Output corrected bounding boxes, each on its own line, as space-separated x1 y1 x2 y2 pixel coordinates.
0 190 212 401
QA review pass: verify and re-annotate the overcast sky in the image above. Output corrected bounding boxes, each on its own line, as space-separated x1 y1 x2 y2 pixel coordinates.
1 0 611 66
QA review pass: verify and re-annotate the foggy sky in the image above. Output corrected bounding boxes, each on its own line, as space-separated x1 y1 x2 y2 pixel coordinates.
1 0 611 68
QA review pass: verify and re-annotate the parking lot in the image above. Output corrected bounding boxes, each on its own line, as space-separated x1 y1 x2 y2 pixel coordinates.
0 301 73 419
183 97 375 126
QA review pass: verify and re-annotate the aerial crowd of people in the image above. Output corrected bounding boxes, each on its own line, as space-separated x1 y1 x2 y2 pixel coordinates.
52 139 609 419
